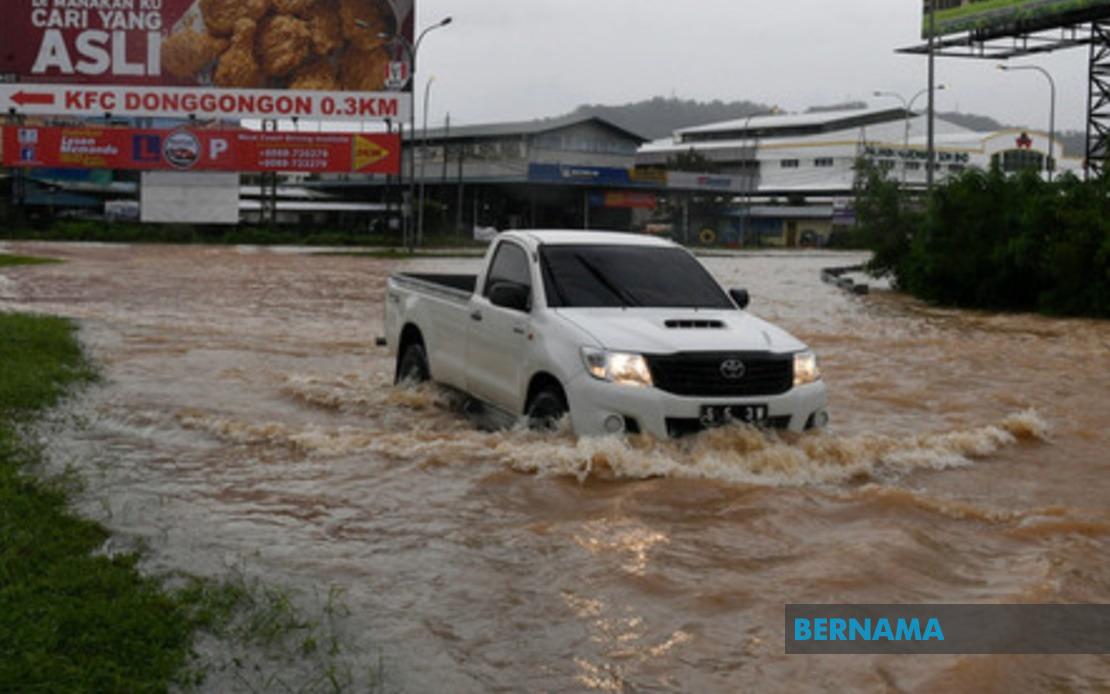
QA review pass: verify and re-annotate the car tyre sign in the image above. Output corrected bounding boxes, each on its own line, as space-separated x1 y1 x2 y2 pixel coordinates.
163 130 201 169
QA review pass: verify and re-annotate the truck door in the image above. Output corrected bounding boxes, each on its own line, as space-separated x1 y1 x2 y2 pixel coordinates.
466 241 532 411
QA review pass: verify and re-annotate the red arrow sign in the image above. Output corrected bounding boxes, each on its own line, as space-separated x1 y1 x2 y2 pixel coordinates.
10 90 55 106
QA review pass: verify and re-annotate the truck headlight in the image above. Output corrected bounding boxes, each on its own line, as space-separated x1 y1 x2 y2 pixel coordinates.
794 351 821 387
581 348 654 388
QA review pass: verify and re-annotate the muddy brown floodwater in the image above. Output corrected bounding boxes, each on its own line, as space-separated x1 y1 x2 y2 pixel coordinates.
1 242 1109 692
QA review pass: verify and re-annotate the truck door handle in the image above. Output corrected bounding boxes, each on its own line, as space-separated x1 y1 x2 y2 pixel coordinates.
512 326 525 335
470 311 483 322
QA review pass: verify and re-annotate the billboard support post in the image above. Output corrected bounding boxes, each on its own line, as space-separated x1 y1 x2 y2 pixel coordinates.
904 2 1110 183
1086 20 1110 178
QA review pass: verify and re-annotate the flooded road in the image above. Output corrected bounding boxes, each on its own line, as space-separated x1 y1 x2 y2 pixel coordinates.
1 242 1108 692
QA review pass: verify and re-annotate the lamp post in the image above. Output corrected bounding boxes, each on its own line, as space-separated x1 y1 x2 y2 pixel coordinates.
874 84 946 183
926 0 937 191
418 75 435 247
998 64 1057 180
359 15 453 250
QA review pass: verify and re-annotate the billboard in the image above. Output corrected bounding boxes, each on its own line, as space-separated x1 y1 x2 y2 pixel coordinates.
0 0 414 121
2 125 401 174
924 0 1110 38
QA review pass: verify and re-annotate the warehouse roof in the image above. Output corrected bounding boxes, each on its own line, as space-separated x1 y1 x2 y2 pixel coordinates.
412 114 648 144
675 107 913 142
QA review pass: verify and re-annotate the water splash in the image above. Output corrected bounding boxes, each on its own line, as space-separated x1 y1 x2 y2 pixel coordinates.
185 377 1051 488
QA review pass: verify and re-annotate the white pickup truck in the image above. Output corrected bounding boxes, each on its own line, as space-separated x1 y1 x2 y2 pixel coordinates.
382 231 828 438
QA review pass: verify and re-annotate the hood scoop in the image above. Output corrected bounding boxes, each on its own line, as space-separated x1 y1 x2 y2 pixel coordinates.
664 319 725 329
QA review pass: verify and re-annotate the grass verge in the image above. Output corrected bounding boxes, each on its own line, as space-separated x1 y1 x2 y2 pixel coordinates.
0 312 374 692
0 312 203 690
0 254 62 268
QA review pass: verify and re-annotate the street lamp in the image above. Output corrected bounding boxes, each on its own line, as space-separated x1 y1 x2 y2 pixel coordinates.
874 84 947 183
419 75 435 247
998 64 1057 180
358 15 453 250
926 0 937 192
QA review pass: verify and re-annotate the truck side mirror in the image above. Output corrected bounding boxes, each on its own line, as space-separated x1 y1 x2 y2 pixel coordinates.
730 288 750 309
489 281 531 312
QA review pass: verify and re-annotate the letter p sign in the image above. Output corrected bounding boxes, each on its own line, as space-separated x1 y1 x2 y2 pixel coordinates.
209 138 229 160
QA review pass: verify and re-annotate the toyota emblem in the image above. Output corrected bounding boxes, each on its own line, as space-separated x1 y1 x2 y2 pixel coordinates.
720 358 746 380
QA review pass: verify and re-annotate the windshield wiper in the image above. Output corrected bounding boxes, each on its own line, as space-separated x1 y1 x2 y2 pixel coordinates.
573 254 641 307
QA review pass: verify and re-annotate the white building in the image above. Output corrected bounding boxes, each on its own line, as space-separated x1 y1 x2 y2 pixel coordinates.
636 106 1083 245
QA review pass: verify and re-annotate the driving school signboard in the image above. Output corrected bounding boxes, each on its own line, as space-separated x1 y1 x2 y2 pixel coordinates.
1 125 401 174
0 0 414 121
924 0 1110 38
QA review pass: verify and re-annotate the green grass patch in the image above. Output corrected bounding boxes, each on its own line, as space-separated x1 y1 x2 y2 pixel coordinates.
0 312 375 691
0 313 216 691
0 254 61 268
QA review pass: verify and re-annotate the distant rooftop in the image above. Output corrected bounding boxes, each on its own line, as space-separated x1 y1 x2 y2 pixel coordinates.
675 106 912 143
411 114 648 144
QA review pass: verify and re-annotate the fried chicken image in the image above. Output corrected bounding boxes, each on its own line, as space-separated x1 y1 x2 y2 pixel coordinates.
273 0 319 17
161 28 228 79
339 46 389 92
256 15 313 77
214 19 265 88
201 0 270 36
339 0 394 51
289 59 340 91
307 0 343 55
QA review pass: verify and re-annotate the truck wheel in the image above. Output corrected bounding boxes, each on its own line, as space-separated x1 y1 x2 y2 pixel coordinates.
396 342 429 385
526 385 568 431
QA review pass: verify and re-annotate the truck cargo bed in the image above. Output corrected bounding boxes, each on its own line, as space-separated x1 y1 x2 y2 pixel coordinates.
397 273 477 293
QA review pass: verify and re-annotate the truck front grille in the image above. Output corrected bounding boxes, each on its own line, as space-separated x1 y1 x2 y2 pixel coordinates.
645 352 793 397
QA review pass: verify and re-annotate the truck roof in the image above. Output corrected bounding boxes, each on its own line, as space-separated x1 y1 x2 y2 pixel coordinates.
504 230 676 248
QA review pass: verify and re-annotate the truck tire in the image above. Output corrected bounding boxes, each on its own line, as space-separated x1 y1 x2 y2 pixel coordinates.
396 342 430 385
526 384 568 431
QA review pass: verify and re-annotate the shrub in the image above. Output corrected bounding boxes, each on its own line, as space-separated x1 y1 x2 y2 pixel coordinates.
855 164 1110 317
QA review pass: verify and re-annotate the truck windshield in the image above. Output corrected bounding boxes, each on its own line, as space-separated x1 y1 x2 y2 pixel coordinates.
540 245 734 309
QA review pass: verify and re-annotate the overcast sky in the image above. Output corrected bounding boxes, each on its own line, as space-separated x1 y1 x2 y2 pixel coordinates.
411 0 1091 134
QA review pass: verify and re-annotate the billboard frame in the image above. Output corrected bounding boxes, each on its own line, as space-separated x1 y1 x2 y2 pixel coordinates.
898 22 1098 59
899 8 1110 179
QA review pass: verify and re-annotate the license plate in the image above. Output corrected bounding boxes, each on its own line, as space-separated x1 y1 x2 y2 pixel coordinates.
699 404 768 426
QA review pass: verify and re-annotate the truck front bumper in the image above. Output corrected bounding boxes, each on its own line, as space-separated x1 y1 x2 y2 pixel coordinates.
564 373 829 439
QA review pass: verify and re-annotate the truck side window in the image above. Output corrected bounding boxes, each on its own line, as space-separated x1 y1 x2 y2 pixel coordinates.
484 243 531 296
